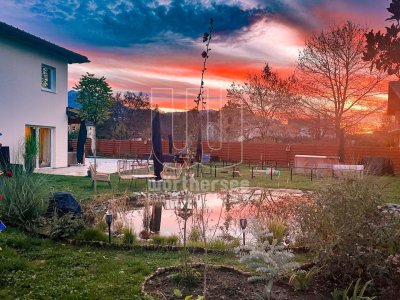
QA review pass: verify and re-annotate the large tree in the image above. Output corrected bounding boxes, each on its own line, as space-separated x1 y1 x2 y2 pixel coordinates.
298 22 386 141
227 64 300 141
74 73 113 192
363 0 400 77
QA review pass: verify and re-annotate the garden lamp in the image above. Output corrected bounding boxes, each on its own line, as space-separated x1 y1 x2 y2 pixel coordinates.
240 218 247 246
105 211 113 243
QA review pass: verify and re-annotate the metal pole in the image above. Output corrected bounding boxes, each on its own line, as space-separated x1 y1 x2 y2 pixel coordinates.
252 166 254 179
214 165 217 177
108 224 111 243
270 166 273 180
290 167 293 181
242 232 246 246
311 168 313 181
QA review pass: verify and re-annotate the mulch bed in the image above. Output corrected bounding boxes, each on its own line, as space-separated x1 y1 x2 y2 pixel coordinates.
143 265 324 300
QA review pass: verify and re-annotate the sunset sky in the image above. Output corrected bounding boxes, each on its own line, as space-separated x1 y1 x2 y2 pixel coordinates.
0 0 391 111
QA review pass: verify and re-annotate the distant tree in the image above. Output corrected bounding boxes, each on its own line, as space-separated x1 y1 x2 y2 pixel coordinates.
74 73 113 192
364 0 400 77
227 64 299 141
97 91 151 140
298 22 386 142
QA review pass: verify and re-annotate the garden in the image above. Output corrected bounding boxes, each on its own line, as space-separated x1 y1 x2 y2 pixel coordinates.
1 162 400 299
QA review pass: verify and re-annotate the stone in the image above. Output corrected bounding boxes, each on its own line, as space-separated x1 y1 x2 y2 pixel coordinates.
47 192 82 216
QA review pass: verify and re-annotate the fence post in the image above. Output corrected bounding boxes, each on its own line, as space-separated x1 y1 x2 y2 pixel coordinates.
270 166 273 180
252 166 254 179
311 168 313 181
214 165 217 178
290 167 293 181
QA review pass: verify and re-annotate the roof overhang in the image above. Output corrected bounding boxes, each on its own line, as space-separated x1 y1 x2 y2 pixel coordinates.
0 21 90 64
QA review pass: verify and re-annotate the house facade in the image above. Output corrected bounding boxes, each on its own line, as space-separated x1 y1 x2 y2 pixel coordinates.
0 21 89 168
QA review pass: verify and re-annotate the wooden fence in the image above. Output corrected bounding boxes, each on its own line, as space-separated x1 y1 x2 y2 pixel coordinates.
71 139 400 173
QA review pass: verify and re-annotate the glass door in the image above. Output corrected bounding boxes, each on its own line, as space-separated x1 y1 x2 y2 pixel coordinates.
39 128 51 168
25 126 52 169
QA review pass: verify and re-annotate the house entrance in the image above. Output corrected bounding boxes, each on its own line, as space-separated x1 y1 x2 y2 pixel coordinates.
25 126 53 169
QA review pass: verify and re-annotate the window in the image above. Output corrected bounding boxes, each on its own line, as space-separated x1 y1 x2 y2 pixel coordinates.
41 64 56 92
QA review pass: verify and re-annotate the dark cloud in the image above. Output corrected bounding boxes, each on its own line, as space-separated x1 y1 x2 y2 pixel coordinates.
22 0 266 46
19 0 378 48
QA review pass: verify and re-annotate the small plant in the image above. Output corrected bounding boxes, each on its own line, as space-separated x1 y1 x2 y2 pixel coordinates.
238 217 298 300
171 250 201 288
289 266 320 291
267 217 287 244
24 135 38 173
95 220 108 232
50 213 85 240
75 228 108 242
188 226 202 242
331 279 376 300
122 228 136 244
173 289 204 300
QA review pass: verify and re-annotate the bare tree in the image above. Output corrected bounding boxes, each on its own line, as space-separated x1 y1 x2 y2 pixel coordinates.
297 22 386 141
227 64 300 141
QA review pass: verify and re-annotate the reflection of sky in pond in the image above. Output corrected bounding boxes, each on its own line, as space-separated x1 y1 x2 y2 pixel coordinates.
113 190 304 241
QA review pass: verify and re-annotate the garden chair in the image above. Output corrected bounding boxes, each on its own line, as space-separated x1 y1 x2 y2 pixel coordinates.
117 159 134 184
89 163 111 188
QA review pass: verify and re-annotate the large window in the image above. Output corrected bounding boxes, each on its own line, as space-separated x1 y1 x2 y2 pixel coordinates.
41 64 56 92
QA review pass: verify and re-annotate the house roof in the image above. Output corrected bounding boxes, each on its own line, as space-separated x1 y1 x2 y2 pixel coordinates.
388 81 400 115
0 21 90 64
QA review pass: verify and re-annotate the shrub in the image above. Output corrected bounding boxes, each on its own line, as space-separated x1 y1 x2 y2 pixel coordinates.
50 213 85 240
75 228 108 242
122 228 136 244
0 172 52 231
296 179 400 290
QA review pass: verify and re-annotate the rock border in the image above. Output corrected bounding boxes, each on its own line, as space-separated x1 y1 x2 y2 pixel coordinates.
67 239 309 254
141 263 253 298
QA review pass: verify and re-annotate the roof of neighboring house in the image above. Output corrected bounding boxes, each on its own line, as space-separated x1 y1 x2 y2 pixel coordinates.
388 81 400 115
0 21 90 64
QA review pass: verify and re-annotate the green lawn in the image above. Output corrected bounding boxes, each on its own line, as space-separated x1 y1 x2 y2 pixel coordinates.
0 229 240 300
42 162 400 203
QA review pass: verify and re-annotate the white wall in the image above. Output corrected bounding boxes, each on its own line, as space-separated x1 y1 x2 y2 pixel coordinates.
0 37 69 168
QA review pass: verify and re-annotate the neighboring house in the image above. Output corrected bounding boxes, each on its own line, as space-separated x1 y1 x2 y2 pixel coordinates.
0 21 89 168
388 81 400 147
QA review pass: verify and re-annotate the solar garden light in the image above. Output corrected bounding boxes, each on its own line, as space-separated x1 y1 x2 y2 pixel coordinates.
239 218 247 246
105 211 113 243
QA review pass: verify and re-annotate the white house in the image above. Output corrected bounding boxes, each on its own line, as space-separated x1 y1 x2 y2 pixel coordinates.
0 21 89 168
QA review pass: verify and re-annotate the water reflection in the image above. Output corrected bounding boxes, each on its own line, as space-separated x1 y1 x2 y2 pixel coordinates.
110 188 306 242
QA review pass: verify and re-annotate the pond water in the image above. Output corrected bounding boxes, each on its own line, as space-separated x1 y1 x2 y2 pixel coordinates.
109 188 306 242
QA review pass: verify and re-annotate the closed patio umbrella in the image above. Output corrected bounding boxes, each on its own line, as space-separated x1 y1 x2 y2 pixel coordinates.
152 112 163 180
168 134 173 154
76 120 87 164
